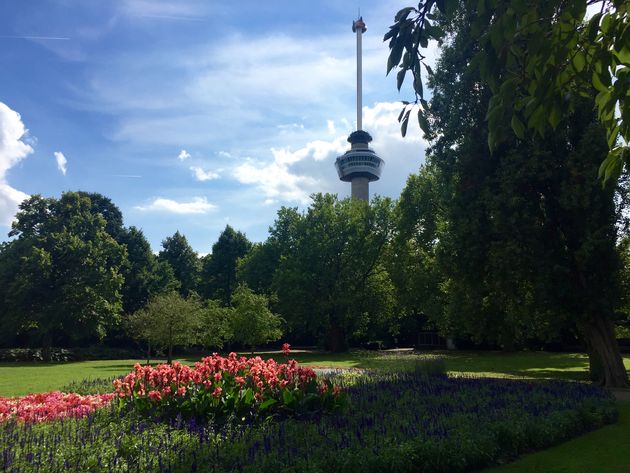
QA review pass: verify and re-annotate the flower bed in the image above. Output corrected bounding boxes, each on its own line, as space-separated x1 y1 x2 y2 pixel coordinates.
0 372 617 472
0 392 114 423
114 352 344 421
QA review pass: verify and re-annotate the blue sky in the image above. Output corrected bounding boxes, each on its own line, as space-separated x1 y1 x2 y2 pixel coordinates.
0 0 434 253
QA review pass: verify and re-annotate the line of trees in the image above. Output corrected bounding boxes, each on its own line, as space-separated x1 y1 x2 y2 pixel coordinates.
0 166 628 381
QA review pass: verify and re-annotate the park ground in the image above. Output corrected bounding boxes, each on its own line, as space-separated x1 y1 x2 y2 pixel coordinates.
1 350 629 472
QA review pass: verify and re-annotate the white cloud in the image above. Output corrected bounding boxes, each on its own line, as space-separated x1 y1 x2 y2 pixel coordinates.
54 151 67 175
327 120 336 135
230 101 428 204
178 149 190 160
0 102 33 226
190 166 219 181
135 196 216 214
233 158 319 204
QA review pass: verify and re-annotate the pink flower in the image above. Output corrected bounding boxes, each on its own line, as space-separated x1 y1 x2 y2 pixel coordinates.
148 390 162 402
0 392 114 424
177 386 187 396
282 343 291 356
212 387 222 398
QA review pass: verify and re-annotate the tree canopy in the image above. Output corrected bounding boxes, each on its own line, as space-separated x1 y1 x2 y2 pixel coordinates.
386 0 629 182
158 231 200 297
200 225 251 305
229 285 283 352
269 194 397 351
0 192 125 358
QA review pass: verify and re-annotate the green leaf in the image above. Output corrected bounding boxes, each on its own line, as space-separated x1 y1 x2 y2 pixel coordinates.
282 388 295 406
413 75 424 97
397 69 407 91
511 115 525 139
418 109 430 136
601 14 613 34
242 387 254 405
397 106 406 122
614 46 630 65
387 38 405 75
395 7 415 22
572 51 586 72
548 105 561 129
607 126 620 149
401 109 411 137
383 26 398 42
598 147 625 184
259 398 277 411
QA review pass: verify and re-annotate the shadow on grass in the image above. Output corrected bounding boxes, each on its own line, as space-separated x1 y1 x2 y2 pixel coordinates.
220 350 599 382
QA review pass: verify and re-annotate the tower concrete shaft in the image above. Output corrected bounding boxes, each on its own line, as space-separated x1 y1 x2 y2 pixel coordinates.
351 177 369 201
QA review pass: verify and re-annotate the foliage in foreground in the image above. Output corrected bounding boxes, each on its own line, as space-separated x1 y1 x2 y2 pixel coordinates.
0 373 616 473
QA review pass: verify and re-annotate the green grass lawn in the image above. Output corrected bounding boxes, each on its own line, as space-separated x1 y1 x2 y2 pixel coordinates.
1 350 629 473
2 350 630 396
483 401 630 473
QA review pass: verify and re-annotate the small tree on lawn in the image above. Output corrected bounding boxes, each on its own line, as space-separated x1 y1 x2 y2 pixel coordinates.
127 291 202 363
230 284 282 354
199 299 233 350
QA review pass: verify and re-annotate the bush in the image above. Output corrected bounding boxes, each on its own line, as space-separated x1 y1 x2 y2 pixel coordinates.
0 346 141 362
0 348 75 362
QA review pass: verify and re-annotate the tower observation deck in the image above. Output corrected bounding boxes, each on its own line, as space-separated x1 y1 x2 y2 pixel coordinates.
334 16 384 201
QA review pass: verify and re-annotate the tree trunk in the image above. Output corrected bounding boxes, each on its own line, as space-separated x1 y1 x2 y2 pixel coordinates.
580 315 628 388
328 324 347 353
167 344 173 364
146 341 151 365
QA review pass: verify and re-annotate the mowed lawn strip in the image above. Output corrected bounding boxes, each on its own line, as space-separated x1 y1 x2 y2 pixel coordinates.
483 401 630 473
0 359 162 397
2 351 630 396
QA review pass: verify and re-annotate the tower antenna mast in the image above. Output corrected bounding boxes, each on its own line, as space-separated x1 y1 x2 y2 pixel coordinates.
352 16 366 131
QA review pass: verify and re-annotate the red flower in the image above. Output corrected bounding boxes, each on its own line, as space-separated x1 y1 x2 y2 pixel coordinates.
282 342 291 356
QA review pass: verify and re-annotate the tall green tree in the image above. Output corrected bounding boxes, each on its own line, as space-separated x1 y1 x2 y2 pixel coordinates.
389 168 446 339
119 226 179 314
158 231 200 297
272 194 396 351
0 192 125 358
238 207 302 296
402 6 629 386
199 225 251 305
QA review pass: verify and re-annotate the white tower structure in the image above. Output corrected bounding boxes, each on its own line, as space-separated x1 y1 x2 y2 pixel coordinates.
334 16 384 201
